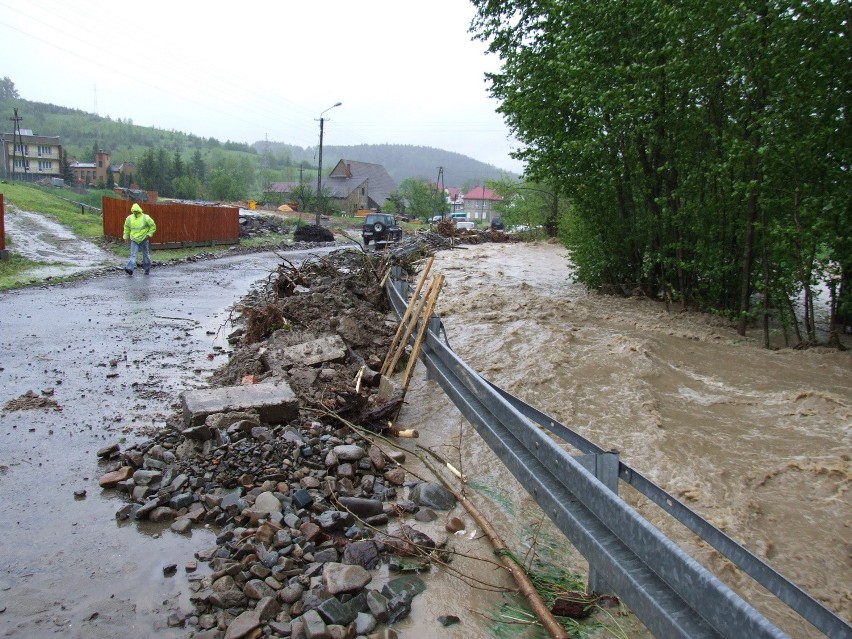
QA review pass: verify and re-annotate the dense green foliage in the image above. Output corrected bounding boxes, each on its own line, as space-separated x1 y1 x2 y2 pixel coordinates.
472 0 851 345
394 178 448 220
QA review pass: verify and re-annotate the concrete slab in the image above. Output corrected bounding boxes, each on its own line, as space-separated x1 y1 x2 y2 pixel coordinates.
261 333 347 371
181 381 299 427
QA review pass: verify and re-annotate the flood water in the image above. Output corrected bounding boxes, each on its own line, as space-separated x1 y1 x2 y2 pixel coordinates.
0 239 847 639
393 241 850 638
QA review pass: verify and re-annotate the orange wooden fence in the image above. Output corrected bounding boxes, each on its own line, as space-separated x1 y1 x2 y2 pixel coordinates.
102 198 240 247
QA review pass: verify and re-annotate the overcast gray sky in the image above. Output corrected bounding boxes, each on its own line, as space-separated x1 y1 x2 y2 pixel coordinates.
0 0 525 175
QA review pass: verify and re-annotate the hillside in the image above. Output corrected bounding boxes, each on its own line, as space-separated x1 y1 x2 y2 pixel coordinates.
0 96 516 187
255 141 516 186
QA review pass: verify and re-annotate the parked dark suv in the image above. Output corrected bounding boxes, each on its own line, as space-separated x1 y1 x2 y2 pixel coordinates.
490 217 505 231
362 213 402 245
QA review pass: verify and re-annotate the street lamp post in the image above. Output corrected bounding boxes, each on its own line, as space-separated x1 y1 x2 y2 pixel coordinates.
315 102 342 225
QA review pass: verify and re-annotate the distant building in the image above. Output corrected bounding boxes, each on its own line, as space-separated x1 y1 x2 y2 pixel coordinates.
70 150 136 186
462 185 502 222
0 129 63 181
434 185 464 213
266 159 397 215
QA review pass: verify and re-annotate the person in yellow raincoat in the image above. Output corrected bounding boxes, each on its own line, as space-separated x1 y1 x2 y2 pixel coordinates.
123 203 156 275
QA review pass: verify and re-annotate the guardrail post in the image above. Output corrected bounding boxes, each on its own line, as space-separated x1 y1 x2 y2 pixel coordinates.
576 450 620 595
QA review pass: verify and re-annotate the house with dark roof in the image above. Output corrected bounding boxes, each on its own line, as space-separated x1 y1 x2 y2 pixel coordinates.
462 185 503 222
265 159 396 215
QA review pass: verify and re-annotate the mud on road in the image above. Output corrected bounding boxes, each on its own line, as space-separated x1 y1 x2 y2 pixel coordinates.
0 247 340 638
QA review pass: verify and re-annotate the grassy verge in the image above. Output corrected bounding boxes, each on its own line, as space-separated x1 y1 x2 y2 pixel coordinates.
1 181 107 238
0 253 53 290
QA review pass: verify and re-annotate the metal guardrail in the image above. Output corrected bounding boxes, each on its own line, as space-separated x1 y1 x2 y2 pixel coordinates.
387 272 851 639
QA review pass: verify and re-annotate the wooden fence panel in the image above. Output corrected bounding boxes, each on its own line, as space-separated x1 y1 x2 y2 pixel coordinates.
0 193 5 251
102 198 240 246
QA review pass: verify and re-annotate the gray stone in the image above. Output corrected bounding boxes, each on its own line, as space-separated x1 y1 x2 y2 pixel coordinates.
383 468 406 486
342 540 381 570
268 620 292 636
279 583 304 604
409 482 457 510
262 333 348 371
254 491 282 514
301 608 329 639
365 590 389 623
223 609 260 639
244 578 275 600
132 469 162 485
149 506 177 522
208 589 247 608
313 547 339 563
182 424 213 441
255 595 280 622
382 574 427 600
169 492 194 510
336 496 382 519
170 517 193 534
415 508 438 523
354 611 377 634
317 596 357 626
386 590 414 625
315 510 351 531
220 492 245 512
323 562 372 595
332 445 367 461
181 382 298 427
134 498 164 520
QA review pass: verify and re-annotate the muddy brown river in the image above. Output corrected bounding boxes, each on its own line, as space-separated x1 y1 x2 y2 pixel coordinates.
0 239 848 638
392 241 850 639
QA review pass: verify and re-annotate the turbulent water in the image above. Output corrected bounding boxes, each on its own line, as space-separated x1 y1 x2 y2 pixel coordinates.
394 241 850 638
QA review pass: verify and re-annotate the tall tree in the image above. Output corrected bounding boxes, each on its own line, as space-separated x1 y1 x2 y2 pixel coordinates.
0 77 19 99
471 0 851 345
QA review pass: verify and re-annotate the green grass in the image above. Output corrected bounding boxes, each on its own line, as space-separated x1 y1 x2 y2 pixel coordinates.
0 182 360 290
0 253 53 289
1 181 105 238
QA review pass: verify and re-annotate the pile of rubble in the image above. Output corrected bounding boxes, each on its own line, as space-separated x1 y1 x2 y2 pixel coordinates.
96 246 463 639
239 214 292 239
431 220 519 244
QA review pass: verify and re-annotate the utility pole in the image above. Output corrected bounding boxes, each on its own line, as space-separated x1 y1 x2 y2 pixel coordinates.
315 102 341 226
9 108 24 180
435 166 445 220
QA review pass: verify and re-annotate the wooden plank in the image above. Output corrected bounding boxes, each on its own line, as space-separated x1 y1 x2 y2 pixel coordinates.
382 275 438 378
401 273 444 391
381 257 434 376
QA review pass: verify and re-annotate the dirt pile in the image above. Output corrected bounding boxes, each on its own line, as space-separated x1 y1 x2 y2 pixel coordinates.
96 243 458 638
239 215 291 239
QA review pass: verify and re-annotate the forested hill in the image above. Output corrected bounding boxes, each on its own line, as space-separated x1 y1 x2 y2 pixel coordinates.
254 141 515 185
0 96 516 185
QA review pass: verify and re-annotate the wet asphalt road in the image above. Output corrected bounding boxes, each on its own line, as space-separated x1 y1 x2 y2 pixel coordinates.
0 249 334 638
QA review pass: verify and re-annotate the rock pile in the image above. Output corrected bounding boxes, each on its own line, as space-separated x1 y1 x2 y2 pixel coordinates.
97 247 460 639
239 214 291 239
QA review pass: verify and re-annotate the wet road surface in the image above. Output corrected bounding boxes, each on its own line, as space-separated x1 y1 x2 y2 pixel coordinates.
0 249 332 639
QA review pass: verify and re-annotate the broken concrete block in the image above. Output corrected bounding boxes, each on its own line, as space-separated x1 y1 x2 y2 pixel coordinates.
262 333 347 371
181 381 298 427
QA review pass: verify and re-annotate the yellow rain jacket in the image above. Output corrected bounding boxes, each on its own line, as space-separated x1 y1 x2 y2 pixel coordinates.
123 207 156 243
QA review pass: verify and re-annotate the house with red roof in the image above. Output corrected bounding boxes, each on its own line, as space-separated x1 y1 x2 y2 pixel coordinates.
462 185 502 222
